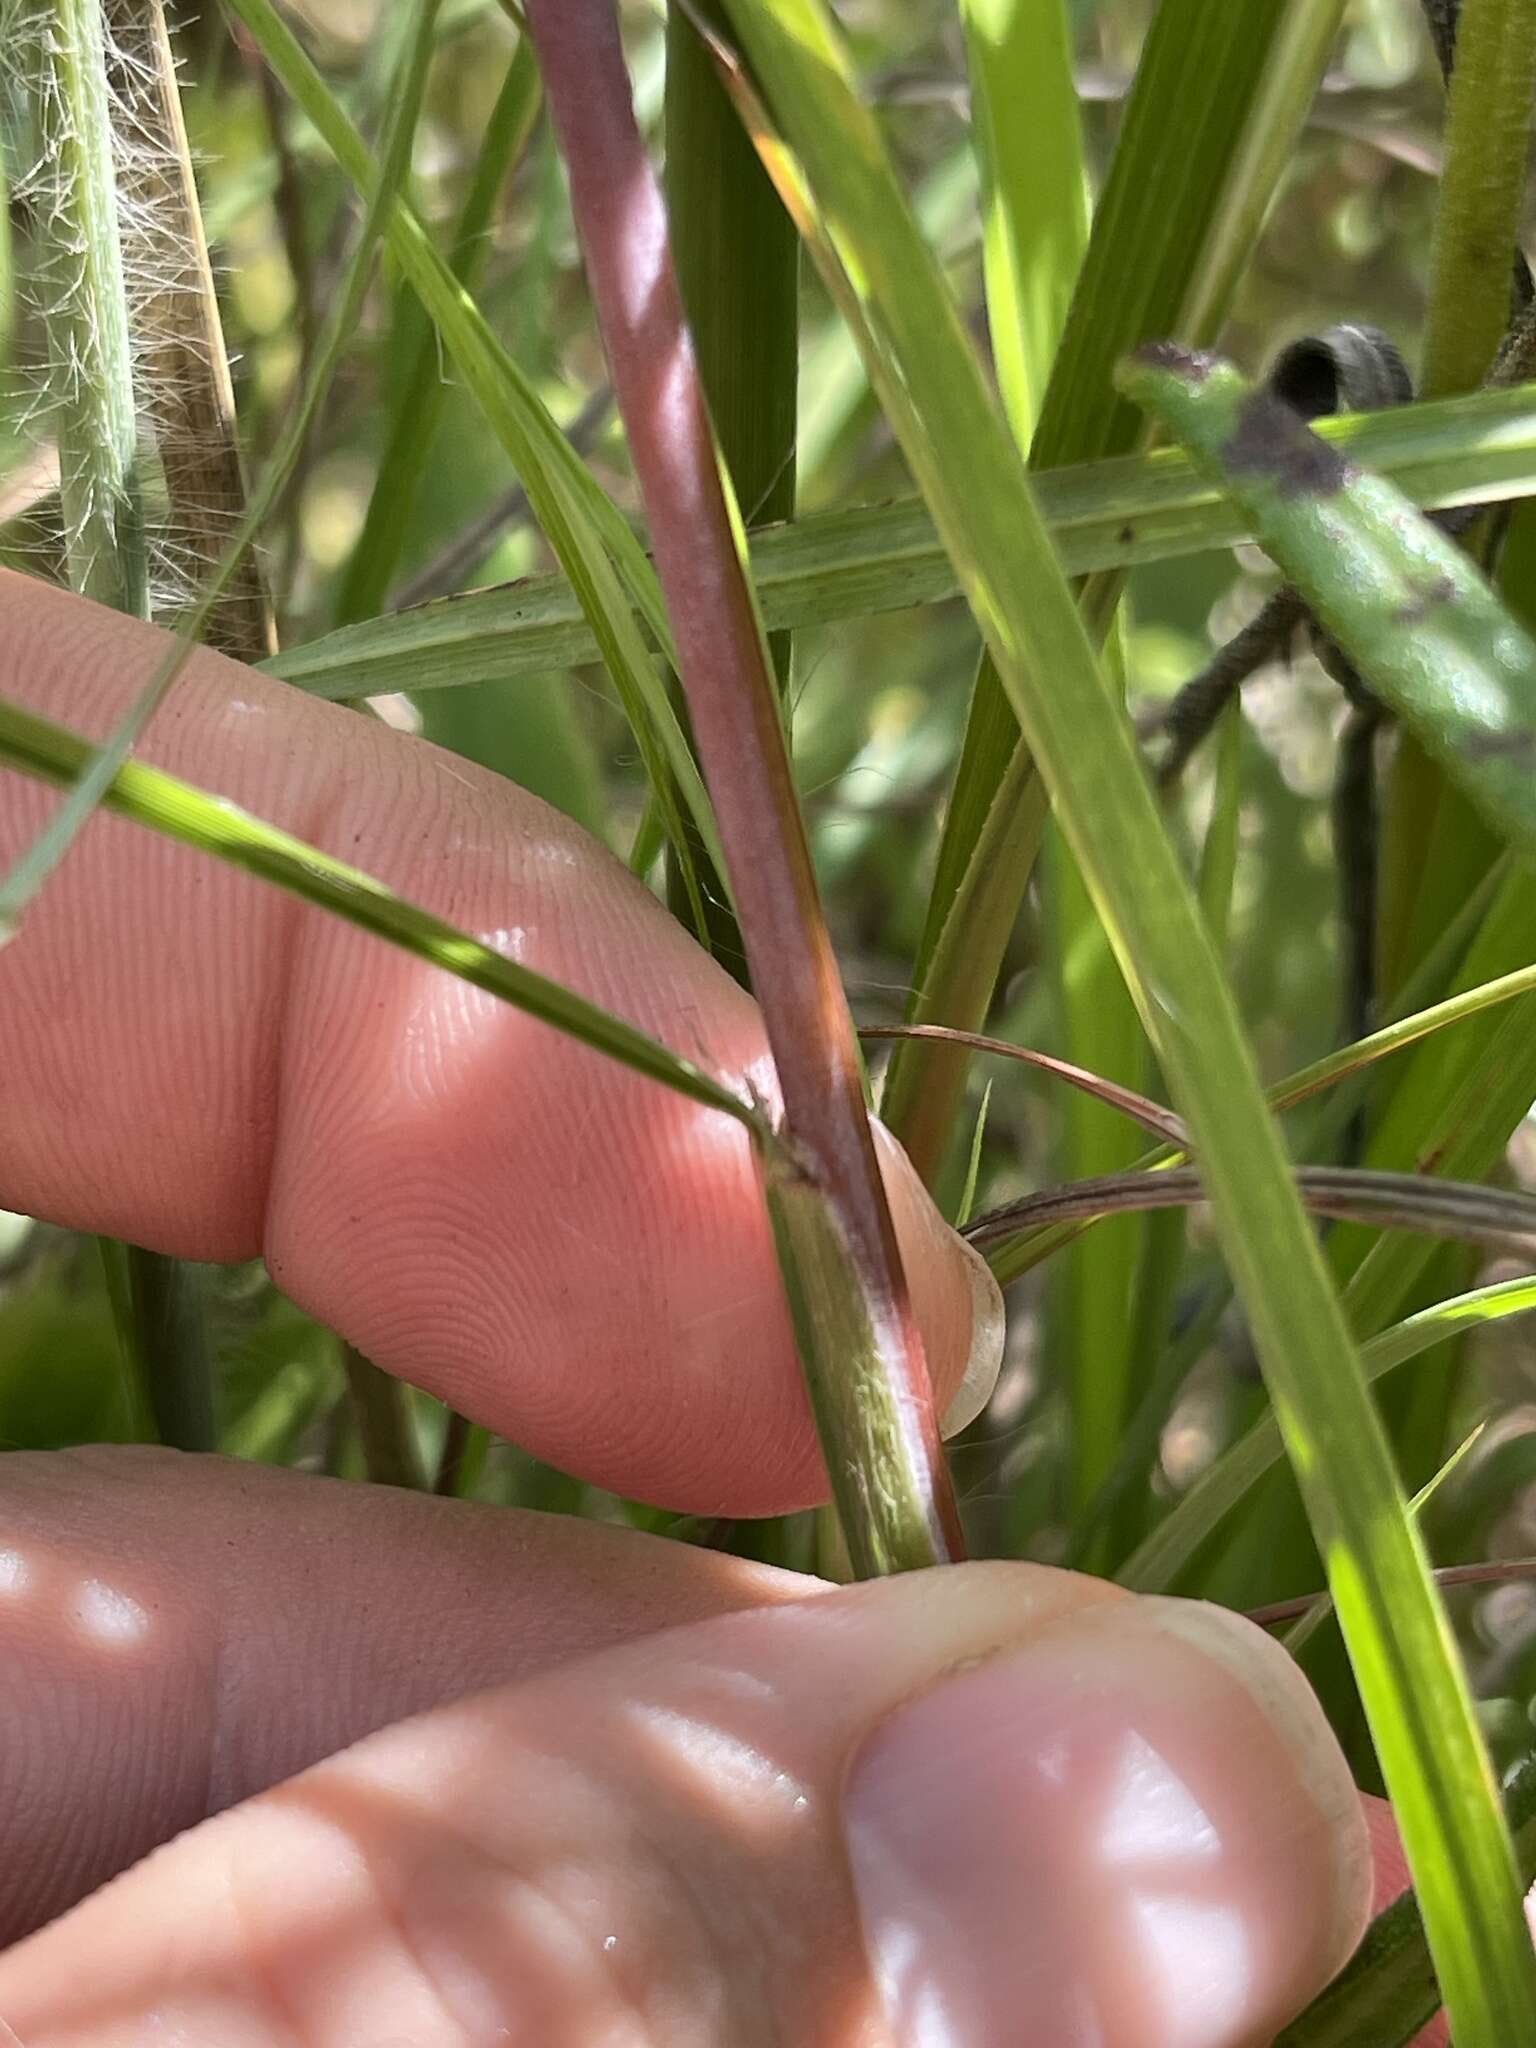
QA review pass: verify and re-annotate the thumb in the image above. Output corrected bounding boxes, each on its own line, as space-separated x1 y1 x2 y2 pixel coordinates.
0 1564 1370 2046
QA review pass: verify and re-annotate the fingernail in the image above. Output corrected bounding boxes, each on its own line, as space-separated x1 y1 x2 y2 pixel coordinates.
842 1598 1370 2048
940 1235 1004 1438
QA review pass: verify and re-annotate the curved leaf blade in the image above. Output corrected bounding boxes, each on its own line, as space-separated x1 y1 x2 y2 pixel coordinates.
1120 1275 1536 1596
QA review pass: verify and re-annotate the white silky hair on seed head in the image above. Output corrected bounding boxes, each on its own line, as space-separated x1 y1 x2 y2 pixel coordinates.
0 0 233 622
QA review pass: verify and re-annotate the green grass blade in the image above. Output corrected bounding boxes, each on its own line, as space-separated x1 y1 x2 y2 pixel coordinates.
97 1234 212 1451
1105 695 1245 1564
1043 663 1147 1532
342 1344 426 1490
0 691 755 1131
224 0 725 924
666 2 797 552
1120 1275 1536 1596
1063 1285 1228 1574
1375 0 1536 1070
1122 348 1536 858
684 0 1073 1187
1272 949 1536 1117
954 1079 991 1233
1039 0 1348 470
716 4 1536 2031
1421 0 1536 401
890 0 1348 1185
872 741 1046 1178
796 143 977 489
1281 1422 1488 1661
261 375 1536 696
1199 697 1245 947
334 32 543 626
1331 512 1536 1634
959 0 1143 1539
959 0 1085 451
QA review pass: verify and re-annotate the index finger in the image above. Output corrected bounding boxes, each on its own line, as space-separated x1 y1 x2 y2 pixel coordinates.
0 572 998 1512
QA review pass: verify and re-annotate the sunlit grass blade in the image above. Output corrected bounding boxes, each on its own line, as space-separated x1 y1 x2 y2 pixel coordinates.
954 1080 991 1233
1107 695 1244 1564
1121 347 1536 857
1330 524 1536 1604
1272 952 1536 1117
1326 791 1536 1427
223 0 725 927
1280 1422 1488 1660
795 142 977 492
1254 1556 1536 1634
0 691 756 1130
334 31 543 627
959 0 1084 452
264 375 1536 697
1040 0 1348 469
1119 1274 1536 1596
715 3 1536 2031
1339 999 1536 1339
956 0 1139 1535
889 0 1347 1191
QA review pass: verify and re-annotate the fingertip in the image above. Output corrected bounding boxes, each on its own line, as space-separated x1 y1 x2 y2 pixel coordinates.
843 1590 1370 2048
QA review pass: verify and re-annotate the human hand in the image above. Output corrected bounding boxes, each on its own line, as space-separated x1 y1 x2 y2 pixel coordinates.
0 572 1419 2043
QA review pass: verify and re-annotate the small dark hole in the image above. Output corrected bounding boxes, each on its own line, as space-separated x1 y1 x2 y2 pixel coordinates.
1268 338 1340 422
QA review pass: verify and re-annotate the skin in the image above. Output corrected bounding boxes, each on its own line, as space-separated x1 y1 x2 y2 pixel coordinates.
0 573 1469 2042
